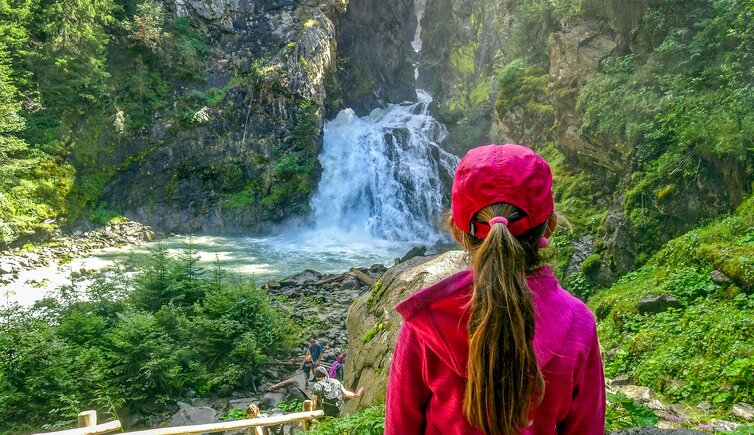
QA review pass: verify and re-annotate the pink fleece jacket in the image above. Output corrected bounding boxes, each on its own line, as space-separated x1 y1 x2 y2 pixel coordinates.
385 266 605 435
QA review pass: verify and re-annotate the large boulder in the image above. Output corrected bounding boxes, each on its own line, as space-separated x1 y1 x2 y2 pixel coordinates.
343 250 467 412
280 269 323 286
167 404 219 427
638 294 683 315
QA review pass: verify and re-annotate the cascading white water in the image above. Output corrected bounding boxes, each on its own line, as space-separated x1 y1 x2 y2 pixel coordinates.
310 90 458 243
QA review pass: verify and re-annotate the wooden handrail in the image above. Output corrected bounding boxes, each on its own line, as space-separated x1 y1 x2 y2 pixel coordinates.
31 420 122 435
34 404 324 435
123 410 324 435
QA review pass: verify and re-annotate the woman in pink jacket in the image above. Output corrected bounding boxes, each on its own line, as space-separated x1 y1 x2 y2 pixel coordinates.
385 144 605 435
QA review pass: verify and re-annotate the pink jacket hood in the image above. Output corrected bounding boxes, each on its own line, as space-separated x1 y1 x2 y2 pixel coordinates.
396 266 579 376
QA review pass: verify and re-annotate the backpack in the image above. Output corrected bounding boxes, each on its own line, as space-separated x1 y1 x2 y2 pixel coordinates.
320 378 342 401
335 363 344 381
328 361 341 378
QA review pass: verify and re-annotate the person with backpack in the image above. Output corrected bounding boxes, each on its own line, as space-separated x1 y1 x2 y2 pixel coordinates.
305 337 324 381
301 355 315 389
385 144 605 434
311 367 364 417
328 354 345 381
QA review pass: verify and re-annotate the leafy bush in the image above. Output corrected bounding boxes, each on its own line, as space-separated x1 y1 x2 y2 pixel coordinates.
90 204 127 226
275 398 302 412
308 404 385 435
220 408 248 421
605 392 659 431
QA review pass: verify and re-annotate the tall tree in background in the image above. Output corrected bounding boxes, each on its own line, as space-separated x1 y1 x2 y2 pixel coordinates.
0 41 36 243
30 0 117 113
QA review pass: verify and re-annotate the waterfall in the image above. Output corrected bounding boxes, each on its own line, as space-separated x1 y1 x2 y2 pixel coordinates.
310 90 458 243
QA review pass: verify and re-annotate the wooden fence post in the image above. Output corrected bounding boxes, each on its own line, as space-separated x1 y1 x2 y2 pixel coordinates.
77 411 97 428
302 400 313 431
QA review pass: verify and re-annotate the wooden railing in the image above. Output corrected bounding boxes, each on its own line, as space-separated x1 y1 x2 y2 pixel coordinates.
34 400 324 435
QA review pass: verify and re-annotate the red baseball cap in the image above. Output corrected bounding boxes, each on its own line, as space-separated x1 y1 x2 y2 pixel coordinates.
451 144 553 238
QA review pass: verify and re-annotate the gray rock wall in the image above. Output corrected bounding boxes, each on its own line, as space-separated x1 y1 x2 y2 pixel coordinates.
332 0 418 115
343 250 467 412
102 0 421 235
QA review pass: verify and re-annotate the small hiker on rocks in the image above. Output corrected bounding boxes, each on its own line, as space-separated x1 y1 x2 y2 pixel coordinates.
305 337 324 381
301 354 314 388
311 367 364 417
329 354 345 381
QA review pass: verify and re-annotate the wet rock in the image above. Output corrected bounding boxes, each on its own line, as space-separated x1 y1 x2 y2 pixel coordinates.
167 405 218 427
280 269 322 286
710 270 731 284
260 392 286 409
647 399 668 413
669 403 704 420
610 374 632 387
0 261 15 274
228 398 258 410
287 387 308 402
340 275 360 290
566 234 596 275
400 245 427 262
638 294 682 315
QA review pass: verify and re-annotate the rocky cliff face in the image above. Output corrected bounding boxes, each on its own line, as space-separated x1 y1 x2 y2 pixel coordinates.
417 0 508 154
418 0 753 278
100 0 419 234
330 0 418 115
103 0 341 233
343 250 466 411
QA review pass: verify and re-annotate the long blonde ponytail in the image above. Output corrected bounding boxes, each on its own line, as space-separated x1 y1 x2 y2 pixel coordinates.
451 202 546 435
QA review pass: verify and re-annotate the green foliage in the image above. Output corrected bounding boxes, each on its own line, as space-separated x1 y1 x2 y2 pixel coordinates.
365 281 383 307
220 408 248 421
495 58 553 143
260 153 316 212
275 398 302 412
0 0 218 244
724 426 754 435
90 204 127 225
605 392 659 431
307 404 385 435
225 180 262 210
510 0 581 64
361 322 384 344
291 99 320 152
591 196 754 411
0 245 296 433
29 0 117 110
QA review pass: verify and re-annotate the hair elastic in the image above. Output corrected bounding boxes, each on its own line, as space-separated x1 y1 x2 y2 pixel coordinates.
537 237 549 249
488 216 509 226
